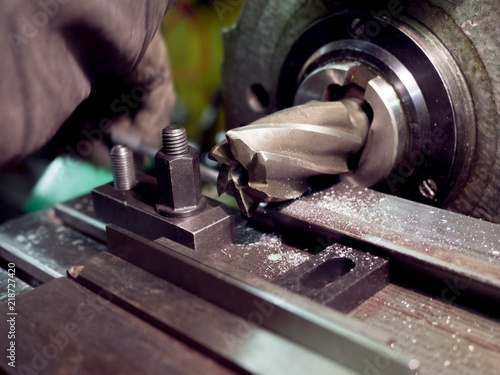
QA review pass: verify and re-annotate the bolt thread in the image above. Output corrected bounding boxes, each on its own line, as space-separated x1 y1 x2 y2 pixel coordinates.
162 125 189 155
110 145 137 190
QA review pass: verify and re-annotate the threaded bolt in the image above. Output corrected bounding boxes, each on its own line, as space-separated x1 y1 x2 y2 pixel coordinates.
162 125 189 155
110 145 137 190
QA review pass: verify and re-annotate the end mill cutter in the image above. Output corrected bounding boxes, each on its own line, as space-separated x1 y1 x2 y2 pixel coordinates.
210 99 370 216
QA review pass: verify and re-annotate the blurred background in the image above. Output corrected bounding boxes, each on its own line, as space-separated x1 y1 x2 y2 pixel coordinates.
0 0 241 223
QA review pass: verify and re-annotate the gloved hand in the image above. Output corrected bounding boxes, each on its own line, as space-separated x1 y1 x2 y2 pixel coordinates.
0 0 175 168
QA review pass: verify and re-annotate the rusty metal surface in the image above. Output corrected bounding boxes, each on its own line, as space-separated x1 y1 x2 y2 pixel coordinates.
0 277 236 375
349 283 500 375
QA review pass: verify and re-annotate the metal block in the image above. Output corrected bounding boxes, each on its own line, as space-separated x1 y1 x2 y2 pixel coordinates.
55 194 106 242
273 244 389 313
92 172 235 250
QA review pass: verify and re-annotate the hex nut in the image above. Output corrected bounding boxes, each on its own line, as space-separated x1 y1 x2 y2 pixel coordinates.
155 146 206 218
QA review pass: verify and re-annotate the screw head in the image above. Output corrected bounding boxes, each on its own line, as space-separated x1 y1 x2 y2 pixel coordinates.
419 179 438 199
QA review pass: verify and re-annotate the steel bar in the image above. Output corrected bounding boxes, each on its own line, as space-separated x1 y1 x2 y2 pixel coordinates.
350 283 500 375
0 210 106 284
55 194 106 242
258 183 500 304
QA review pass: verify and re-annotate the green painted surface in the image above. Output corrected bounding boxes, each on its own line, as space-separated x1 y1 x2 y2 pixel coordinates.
24 157 112 212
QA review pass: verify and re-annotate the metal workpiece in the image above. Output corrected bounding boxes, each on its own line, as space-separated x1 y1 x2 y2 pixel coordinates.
210 100 370 216
273 245 389 313
110 145 137 190
155 125 206 218
259 182 500 306
92 172 234 251
102 225 417 375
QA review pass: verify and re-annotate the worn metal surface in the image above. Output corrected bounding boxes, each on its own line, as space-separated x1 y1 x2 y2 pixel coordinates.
350 283 500 375
106 224 418 374
261 182 500 304
273 244 389 313
0 277 236 375
404 0 500 223
0 209 106 284
0 267 32 303
92 172 235 250
69 251 359 375
205 220 315 280
15 195 317 283
55 194 106 242
210 100 369 216
58 196 314 281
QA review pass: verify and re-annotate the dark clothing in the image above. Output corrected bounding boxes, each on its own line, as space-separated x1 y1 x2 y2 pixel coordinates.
0 0 174 167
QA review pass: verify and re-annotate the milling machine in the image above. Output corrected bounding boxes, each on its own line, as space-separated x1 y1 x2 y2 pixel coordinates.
1 1 500 374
